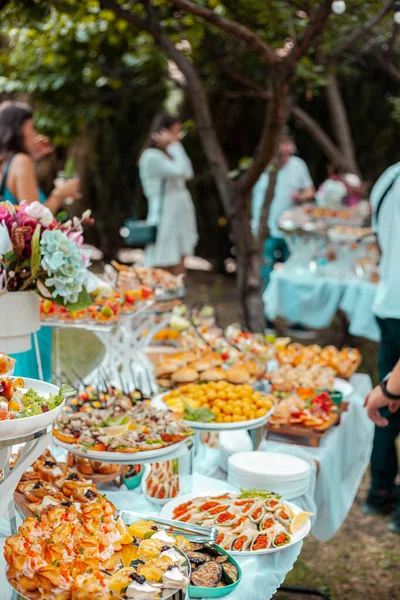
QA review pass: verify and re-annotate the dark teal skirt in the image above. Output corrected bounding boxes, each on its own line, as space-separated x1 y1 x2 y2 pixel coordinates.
10 327 52 382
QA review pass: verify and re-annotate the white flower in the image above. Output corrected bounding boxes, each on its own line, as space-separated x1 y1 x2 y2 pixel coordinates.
39 206 54 227
82 209 91 219
25 201 45 220
0 223 12 255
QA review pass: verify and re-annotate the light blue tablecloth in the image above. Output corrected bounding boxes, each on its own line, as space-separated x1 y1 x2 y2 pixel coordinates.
264 269 380 341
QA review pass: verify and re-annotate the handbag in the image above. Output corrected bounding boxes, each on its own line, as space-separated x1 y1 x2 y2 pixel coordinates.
121 179 166 248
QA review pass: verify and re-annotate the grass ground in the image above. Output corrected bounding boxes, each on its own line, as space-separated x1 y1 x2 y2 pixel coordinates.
57 270 399 600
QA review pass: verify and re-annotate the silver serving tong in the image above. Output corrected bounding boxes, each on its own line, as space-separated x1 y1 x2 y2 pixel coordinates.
118 510 217 545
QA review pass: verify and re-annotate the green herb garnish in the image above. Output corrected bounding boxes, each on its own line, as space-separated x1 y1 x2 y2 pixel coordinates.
183 401 215 423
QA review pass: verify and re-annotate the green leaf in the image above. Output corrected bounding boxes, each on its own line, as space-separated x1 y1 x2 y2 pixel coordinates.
64 155 75 178
56 210 69 223
56 287 92 312
3 250 16 263
183 401 215 423
59 384 77 398
30 224 41 277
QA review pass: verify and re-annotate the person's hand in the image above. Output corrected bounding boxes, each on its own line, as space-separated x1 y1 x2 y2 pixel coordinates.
152 129 174 149
364 385 391 427
54 177 81 202
33 135 54 161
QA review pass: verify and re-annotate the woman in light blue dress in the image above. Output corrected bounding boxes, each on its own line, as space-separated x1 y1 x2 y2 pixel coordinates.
139 115 198 276
0 101 81 381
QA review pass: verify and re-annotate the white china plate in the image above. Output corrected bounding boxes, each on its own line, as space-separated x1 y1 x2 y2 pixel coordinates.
160 491 311 556
53 437 187 463
151 394 274 431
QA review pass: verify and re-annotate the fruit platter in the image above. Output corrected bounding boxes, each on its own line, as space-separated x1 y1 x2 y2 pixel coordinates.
161 490 312 556
53 403 195 461
152 383 274 431
0 377 74 440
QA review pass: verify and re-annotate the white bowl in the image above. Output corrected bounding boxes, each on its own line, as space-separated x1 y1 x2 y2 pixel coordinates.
0 377 64 441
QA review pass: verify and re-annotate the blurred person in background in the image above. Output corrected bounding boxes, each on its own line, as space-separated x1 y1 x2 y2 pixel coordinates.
251 134 314 291
0 101 81 381
139 115 198 276
363 162 400 534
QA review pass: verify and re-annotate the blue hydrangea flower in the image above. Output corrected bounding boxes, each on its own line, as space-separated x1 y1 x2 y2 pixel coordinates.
40 229 89 304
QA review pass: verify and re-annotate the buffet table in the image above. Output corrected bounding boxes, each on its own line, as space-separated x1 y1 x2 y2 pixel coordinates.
0 375 372 600
264 269 380 341
0 472 313 600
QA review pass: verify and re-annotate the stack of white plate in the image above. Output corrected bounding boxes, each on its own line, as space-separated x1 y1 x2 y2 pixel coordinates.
228 451 311 499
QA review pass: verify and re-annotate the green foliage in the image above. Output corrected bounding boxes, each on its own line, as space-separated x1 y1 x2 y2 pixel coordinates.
0 0 165 145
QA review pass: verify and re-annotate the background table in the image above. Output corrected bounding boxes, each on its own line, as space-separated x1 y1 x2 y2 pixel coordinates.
264 269 379 341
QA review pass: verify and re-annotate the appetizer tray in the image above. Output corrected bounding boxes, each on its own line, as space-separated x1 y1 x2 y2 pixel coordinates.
53 436 189 463
151 394 274 432
0 378 65 441
161 491 311 556
266 409 345 448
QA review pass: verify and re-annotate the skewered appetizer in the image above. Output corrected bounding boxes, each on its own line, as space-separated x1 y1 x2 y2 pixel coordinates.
66 385 142 413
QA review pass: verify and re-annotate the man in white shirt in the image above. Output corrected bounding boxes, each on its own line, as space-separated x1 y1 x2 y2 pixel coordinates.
251 135 315 290
364 163 400 533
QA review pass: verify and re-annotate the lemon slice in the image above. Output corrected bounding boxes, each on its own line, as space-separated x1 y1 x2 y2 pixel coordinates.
290 511 313 534
100 423 131 436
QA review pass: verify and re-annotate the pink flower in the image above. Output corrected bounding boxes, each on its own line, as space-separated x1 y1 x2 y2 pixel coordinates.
68 231 84 246
0 204 15 232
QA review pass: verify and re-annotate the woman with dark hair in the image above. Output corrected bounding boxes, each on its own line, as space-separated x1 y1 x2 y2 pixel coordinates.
0 101 80 210
139 114 198 275
0 101 81 381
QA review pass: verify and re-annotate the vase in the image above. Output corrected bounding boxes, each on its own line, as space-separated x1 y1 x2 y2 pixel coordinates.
0 291 40 353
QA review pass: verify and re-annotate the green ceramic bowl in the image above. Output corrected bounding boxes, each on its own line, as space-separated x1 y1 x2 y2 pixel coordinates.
123 465 143 490
188 545 242 598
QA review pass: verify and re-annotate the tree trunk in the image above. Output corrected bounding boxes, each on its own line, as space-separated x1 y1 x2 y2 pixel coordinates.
232 197 265 332
325 74 361 175
233 71 288 332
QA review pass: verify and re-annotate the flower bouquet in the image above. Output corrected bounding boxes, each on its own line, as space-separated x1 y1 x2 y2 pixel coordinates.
0 201 93 351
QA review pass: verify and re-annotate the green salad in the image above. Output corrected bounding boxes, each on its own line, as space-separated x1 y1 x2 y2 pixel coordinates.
16 384 75 418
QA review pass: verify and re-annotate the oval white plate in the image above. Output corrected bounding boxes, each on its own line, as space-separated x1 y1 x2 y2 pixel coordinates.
151 393 274 431
53 437 187 463
0 378 64 441
160 491 311 556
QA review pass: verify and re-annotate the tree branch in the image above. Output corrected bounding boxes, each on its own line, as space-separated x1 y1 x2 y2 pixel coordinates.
101 0 233 217
168 0 278 66
288 0 333 65
329 0 396 61
325 74 360 175
239 72 289 198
